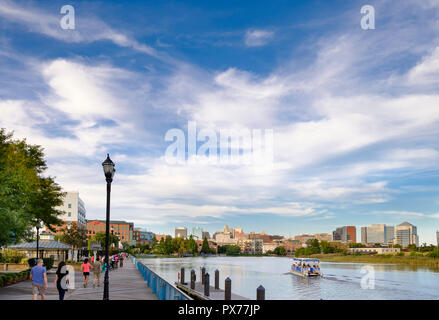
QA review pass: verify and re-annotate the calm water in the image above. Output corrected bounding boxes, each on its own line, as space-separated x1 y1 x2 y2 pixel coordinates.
139 256 439 300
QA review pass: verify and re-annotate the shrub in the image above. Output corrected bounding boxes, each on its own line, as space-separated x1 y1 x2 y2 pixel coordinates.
0 269 31 287
28 257 55 270
0 249 26 263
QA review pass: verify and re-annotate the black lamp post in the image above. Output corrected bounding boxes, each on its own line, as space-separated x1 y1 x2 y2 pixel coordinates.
102 154 115 300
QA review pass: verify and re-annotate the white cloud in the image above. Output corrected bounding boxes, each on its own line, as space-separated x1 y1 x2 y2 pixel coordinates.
244 29 274 47
0 0 162 60
406 47 439 86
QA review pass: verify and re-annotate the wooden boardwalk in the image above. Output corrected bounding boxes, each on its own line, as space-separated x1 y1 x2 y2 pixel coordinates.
0 258 157 300
176 281 249 300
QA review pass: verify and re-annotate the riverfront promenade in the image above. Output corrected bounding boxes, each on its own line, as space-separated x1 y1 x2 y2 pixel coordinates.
0 258 157 300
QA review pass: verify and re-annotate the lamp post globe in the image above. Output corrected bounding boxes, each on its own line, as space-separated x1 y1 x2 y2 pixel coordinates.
102 154 115 300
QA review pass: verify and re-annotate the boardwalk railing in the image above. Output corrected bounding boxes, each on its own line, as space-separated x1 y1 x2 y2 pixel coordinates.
132 257 192 300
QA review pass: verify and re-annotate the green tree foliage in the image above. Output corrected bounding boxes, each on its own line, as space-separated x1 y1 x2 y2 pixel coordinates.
90 231 119 249
165 236 174 254
273 246 286 256
139 243 150 253
305 239 321 255
320 240 335 254
349 243 366 248
57 223 88 250
225 245 241 256
201 237 211 254
294 247 306 257
186 235 198 254
0 129 65 246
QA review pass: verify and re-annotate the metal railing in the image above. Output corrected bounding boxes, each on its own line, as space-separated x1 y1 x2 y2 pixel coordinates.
132 256 192 300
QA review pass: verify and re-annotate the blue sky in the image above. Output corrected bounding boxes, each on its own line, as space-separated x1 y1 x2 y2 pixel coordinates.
1 0 439 244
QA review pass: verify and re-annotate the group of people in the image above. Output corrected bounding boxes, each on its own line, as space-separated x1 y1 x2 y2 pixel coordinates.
29 252 129 300
292 262 321 274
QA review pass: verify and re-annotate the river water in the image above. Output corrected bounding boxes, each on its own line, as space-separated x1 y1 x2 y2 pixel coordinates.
139 256 439 299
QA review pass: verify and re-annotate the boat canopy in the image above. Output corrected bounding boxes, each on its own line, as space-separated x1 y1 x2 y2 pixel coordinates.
292 258 320 263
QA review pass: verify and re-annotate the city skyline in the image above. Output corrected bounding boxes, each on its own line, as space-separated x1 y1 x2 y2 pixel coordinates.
1 0 439 244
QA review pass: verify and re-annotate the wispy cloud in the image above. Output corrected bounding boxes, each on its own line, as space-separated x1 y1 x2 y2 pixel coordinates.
244 29 274 47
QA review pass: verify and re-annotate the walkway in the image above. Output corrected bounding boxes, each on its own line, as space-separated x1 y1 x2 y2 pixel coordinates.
0 258 157 300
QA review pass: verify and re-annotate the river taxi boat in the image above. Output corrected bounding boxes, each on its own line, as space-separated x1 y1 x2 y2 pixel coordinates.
290 258 322 277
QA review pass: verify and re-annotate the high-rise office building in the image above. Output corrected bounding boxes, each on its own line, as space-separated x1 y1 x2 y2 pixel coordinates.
45 191 87 235
394 222 418 248
202 231 210 240
361 224 395 245
385 226 395 244
59 191 87 227
191 227 203 240
333 226 356 243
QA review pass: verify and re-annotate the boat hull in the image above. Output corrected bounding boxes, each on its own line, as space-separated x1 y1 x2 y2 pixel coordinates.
290 269 321 277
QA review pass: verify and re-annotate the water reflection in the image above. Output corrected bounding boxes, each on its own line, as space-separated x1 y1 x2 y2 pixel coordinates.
140 256 439 300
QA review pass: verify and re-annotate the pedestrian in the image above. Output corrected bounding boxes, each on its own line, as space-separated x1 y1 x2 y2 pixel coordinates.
54 261 69 300
81 258 91 288
119 254 124 268
30 259 48 300
115 254 119 268
111 255 115 269
92 257 102 288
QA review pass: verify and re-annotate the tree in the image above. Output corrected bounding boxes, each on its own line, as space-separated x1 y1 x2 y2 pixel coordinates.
201 237 210 254
349 243 366 248
320 240 335 254
294 247 306 257
57 223 87 258
178 242 186 256
226 245 240 256
274 246 286 256
217 245 228 254
186 235 198 254
90 231 119 249
305 239 321 255
164 236 173 254
0 129 65 246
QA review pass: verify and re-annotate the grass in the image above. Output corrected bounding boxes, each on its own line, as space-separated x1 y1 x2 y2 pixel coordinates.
308 253 439 269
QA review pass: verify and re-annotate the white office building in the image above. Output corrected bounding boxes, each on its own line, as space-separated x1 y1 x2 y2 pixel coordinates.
57 191 87 227
175 227 187 238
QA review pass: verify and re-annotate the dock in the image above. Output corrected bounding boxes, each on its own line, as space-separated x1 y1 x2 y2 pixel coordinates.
0 258 158 300
175 282 249 300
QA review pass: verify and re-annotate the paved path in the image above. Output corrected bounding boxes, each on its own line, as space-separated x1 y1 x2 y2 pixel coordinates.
0 258 157 300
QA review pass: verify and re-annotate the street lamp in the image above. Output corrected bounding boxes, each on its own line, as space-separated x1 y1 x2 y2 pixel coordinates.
102 154 115 300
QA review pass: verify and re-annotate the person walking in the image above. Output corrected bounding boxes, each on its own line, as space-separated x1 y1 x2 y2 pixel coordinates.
114 254 119 269
30 259 48 300
92 256 102 288
110 255 115 269
54 261 69 300
81 258 91 288
119 254 124 268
